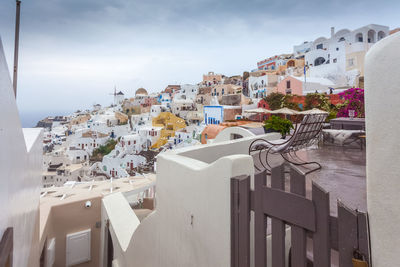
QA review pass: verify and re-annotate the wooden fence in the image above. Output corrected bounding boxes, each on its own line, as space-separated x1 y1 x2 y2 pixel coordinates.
231 164 370 267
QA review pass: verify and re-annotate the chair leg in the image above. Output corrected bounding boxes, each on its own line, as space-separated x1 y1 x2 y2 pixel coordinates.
281 153 322 175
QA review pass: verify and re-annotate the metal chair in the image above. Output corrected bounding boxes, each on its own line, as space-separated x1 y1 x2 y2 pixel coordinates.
249 113 328 175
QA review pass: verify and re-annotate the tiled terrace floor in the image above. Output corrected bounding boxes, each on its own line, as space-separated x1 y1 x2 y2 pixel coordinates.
253 144 366 216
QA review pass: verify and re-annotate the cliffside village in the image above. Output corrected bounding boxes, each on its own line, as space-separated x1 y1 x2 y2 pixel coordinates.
39 24 397 188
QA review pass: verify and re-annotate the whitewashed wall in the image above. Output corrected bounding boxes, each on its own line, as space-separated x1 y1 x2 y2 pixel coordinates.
0 38 43 267
101 133 280 267
365 32 400 267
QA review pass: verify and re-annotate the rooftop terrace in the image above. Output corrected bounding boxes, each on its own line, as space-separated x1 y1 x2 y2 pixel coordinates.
256 145 366 216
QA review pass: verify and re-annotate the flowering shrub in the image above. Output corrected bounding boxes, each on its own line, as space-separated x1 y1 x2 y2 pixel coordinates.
337 88 365 118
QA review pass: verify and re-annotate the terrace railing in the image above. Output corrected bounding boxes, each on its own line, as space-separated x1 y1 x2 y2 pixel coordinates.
231 164 370 267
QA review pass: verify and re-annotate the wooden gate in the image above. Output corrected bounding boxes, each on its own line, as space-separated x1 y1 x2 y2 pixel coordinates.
231 164 370 267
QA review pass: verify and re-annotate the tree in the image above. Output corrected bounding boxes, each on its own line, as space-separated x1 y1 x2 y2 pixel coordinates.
282 94 301 111
265 92 285 110
265 92 301 111
304 93 330 111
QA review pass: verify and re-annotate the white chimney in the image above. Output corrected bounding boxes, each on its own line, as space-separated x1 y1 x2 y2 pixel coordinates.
331 27 335 38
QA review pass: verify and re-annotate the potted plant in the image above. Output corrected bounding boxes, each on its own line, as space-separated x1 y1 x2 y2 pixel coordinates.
264 115 294 139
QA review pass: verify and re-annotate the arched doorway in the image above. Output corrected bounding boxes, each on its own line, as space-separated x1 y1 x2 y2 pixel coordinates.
378 31 386 41
287 60 295 68
368 30 376 43
355 33 363 42
314 57 326 66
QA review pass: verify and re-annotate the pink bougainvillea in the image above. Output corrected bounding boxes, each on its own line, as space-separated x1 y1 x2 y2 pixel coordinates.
337 88 365 118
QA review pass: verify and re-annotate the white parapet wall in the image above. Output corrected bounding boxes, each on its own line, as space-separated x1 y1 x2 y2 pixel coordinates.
365 31 400 266
211 126 257 144
101 133 280 267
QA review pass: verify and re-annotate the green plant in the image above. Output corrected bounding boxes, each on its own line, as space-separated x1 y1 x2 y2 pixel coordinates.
304 93 330 111
265 92 285 110
282 94 301 111
92 139 117 158
265 92 300 111
264 115 294 137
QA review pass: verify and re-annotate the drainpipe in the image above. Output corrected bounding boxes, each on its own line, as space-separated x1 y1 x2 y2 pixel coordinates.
13 0 21 98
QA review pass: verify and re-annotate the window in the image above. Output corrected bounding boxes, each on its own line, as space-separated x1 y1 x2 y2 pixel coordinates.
316 44 323 49
348 58 354 67
286 80 291 89
222 88 224 95
314 57 326 66
333 58 337 63
336 47 339 51
338 37 345 42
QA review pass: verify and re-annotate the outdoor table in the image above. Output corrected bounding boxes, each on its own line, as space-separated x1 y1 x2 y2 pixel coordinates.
330 117 365 130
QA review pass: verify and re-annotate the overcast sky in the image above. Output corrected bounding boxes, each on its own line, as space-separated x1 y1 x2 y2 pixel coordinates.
0 0 399 115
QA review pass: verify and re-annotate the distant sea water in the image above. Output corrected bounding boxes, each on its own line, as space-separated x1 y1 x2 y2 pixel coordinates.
19 110 72 128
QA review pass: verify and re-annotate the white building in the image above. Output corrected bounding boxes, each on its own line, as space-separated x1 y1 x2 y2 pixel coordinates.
204 105 223 125
150 105 166 118
301 24 389 86
293 41 313 57
138 126 163 149
173 84 199 100
120 134 142 154
171 98 195 119
248 74 280 98
159 93 172 108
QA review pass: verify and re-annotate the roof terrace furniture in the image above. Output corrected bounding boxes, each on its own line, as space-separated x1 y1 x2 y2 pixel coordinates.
330 117 365 130
249 113 328 175
323 129 366 150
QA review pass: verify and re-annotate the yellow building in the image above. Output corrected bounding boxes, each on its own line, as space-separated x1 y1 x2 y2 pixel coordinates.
151 112 186 149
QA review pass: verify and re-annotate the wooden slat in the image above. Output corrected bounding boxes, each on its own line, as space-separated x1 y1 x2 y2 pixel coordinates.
231 178 240 267
329 216 339 251
271 165 286 267
238 176 251 267
231 176 251 267
0 227 13 267
290 167 307 267
338 200 358 267
261 187 315 231
254 170 267 267
357 212 371 265
312 182 331 267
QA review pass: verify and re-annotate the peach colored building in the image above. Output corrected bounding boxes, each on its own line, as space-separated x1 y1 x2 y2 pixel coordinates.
277 76 304 95
276 75 334 95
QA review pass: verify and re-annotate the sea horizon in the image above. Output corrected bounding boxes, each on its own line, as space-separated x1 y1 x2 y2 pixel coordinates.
18 109 73 128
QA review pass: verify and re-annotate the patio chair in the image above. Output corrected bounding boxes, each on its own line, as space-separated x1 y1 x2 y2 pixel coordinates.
249 113 328 175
